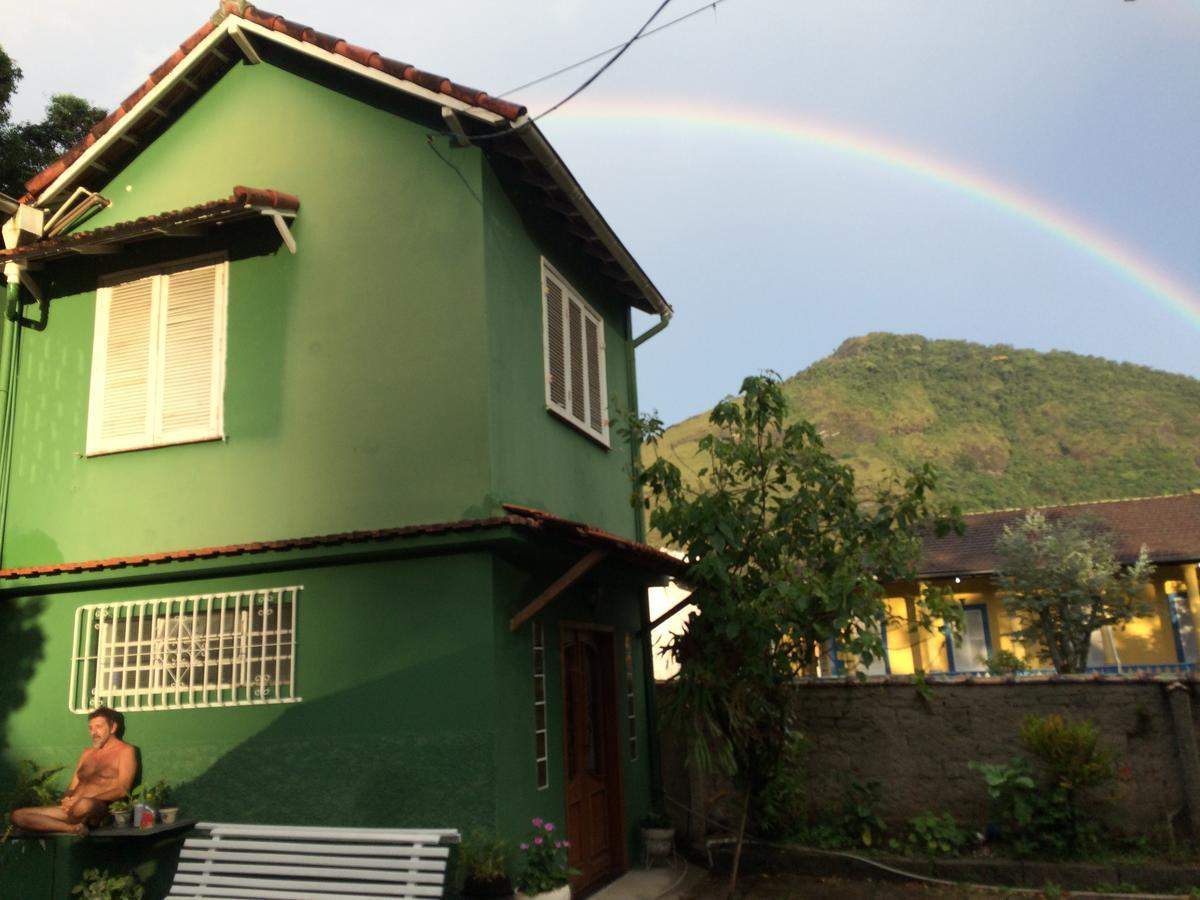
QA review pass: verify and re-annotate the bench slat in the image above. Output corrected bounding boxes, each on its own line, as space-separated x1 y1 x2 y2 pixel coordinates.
197 822 458 843
167 884 442 900
175 861 445 883
168 872 439 895
182 854 451 873
182 837 449 859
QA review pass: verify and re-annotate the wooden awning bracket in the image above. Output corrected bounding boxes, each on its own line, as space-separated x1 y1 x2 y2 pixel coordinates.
510 549 607 633
638 591 695 638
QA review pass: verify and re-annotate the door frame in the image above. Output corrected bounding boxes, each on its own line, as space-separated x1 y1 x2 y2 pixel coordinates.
559 620 627 892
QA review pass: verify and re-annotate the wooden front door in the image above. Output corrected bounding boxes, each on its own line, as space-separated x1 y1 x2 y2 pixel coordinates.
561 626 624 895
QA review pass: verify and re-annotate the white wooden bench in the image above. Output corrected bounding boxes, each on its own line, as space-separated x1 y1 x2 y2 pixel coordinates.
166 821 461 899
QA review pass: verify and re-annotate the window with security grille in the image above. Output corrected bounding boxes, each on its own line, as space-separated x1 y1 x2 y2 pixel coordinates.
86 255 228 456
69 586 300 712
532 620 549 789
541 259 609 446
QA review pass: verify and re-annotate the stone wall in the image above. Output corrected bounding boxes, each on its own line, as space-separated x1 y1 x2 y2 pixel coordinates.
657 675 1200 843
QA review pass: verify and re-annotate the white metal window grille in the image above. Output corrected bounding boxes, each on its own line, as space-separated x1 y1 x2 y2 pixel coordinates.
541 259 609 446
86 255 228 456
532 621 549 789
624 633 638 760
69 586 300 713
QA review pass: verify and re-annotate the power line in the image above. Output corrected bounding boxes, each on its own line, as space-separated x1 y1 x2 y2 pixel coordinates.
500 0 732 99
434 0 685 143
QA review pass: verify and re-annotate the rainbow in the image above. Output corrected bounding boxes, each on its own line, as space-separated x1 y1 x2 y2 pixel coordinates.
550 99 1200 329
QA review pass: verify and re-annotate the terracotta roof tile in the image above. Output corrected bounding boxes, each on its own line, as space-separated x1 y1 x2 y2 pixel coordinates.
22 4 525 201
0 509 682 582
920 492 1200 577
0 186 299 264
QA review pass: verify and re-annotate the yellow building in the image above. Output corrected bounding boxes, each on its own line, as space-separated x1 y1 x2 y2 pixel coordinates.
869 492 1200 676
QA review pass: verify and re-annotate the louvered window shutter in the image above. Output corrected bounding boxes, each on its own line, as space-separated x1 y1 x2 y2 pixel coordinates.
156 263 224 442
90 276 155 452
544 269 567 413
540 259 609 446
87 257 227 455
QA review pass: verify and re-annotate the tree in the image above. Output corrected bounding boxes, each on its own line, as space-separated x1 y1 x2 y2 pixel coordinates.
0 44 106 198
993 511 1154 674
630 374 962 897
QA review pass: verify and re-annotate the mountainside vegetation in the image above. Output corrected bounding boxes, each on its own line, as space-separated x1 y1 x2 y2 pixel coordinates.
650 333 1200 514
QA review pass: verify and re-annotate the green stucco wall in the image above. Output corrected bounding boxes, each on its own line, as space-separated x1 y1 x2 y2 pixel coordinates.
6 60 495 569
481 164 640 539
0 542 655 896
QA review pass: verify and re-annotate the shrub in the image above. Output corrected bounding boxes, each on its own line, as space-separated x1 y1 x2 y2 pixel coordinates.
905 812 967 857
71 868 144 900
984 649 1027 676
4 760 65 810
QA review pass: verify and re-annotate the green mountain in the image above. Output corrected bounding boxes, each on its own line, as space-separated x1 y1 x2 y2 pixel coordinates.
652 333 1200 513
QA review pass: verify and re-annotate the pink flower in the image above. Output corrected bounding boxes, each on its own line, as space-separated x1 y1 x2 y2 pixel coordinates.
554 841 562 849
544 822 555 832
563 840 570 848
533 837 543 846
532 817 543 827
520 843 529 850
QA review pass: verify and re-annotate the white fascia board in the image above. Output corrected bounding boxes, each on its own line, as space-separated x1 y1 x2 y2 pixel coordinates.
36 15 507 207
515 117 671 318
233 18 507 126
35 20 235 206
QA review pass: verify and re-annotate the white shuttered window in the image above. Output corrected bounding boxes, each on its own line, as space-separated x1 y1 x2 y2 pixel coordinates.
87 256 227 455
541 259 609 446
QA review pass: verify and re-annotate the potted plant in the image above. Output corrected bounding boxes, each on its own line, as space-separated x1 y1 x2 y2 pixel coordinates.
514 818 576 900
639 809 675 867
107 794 133 829
144 780 178 825
459 829 513 898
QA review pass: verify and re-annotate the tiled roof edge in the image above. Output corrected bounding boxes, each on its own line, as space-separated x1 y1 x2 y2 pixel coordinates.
23 3 526 199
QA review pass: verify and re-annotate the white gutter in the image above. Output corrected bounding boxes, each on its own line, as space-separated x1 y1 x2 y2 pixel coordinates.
513 116 672 319
37 14 507 207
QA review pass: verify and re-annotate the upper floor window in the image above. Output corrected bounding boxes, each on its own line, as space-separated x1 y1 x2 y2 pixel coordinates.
541 259 609 446
86 255 228 456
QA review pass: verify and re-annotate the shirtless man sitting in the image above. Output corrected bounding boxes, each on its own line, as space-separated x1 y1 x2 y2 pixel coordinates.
10 707 136 835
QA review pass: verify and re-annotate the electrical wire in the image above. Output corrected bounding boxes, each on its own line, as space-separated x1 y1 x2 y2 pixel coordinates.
434 0 690 143
499 0 732 98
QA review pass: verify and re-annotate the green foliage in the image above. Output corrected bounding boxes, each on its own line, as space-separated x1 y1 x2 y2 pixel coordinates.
631 374 960 895
1021 714 1115 794
994 512 1154 673
969 758 1038 839
651 333 1200 517
971 715 1116 858
984 649 1028 676
71 868 144 900
3 759 65 810
458 829 509 882
0 43 106 197
904 812 967 857
142 779 173 808
514 818 576 894
753 729 808 838
839 780 887 848
1041 882 1063 900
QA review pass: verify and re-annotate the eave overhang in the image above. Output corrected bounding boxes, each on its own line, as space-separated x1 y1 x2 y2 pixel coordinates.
0 186 298 265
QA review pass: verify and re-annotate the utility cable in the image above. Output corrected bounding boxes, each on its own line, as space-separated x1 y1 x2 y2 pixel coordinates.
499 0 732 98
433 0 679 143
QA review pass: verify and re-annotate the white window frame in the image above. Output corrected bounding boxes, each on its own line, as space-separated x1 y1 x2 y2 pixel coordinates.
540 258 610 447
86 253 228 456
68 586 301 712
532 621 549 789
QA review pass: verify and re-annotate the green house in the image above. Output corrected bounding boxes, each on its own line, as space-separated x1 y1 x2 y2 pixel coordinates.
0 5 679 896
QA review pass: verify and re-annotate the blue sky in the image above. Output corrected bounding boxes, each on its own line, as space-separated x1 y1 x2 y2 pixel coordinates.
5 0 1198 425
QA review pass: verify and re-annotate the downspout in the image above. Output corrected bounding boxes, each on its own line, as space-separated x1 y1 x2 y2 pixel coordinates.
624 306 672 816
0 269 20 563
